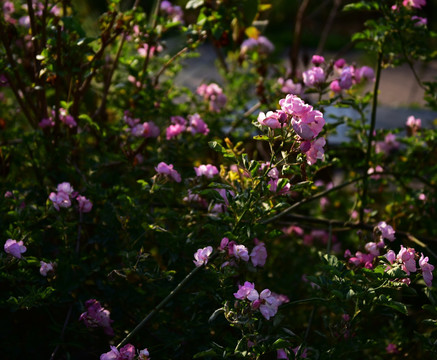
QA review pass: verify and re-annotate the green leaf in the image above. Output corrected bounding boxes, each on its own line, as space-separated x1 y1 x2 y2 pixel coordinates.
186 0 204 9
193 349 218 358
272 338 290 350
78 114 100 131
383 301 408 315
253 135 269 141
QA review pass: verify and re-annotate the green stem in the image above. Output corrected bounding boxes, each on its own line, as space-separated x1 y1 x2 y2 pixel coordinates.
360 50 383 223
116 252 218 349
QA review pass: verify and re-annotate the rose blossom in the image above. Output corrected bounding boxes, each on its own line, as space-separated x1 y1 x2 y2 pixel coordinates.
4 239 27 259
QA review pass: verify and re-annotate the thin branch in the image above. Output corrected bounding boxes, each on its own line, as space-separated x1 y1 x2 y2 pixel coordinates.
360 50 383 222
116 252 218 349
261 176 365 225
289 0 311 78
153 46 189 87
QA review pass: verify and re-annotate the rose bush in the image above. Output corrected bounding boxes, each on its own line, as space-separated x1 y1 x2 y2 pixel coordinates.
1 0 437 359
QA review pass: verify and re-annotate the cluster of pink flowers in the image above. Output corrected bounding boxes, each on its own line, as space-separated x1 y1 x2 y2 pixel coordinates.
196 83 227 112
4 239 27 259
385 246 434 286
194 164 219 179
39 108 77 129
219 238 268 268
160 0 184 23
154 162 181 183
240 36 275 55
233 281 287 320
49 182 92 212
79 299 114 336
166 114 209 139
124 111 160 138
330 63 375 93
138 43 163 58
3 1 61 26
257 94 326 165
100 344 150 360
259 163 291 194
345 221 396 269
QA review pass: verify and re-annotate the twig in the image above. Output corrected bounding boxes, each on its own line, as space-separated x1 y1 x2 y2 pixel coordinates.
49 304 73 360
116 252 218 349
360 50 383 222
153 46 189 87
289 0 311 78
261 176 365 225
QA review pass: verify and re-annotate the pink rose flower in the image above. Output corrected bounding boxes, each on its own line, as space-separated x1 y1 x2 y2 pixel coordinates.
250 240 267 267
80 299 114 336
194 164 219 179
155 162 181 183
4 239 27 259
76 195 93 213
40 261 55 276
193 246 213 267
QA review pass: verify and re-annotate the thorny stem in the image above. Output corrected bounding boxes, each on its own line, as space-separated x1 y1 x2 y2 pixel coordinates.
360 50 383 223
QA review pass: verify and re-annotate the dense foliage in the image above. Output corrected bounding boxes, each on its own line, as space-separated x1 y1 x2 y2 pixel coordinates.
1 0 437 359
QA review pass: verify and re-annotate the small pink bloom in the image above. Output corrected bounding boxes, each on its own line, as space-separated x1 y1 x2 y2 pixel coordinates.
339 66 354 89
385 250 396 264
49 191 71 211
258 110 287 129
80 299 114 336
419 253 434 287
39 117 55 128
120 344 136 360
4 191 13 198
330 80 342 93
138 348 150 360
377 221 395 242
4 239 27 259
277 77 302 95
166 123 185 140
187 113 209 135
303 67 325 87
386 343 399 354
356 66 375 82
306 137 326 165
250 241 267 267
403 0 426 9
334 58 346 69
193 246 213 267
311 55 325 65
412 15 427 26
77 195 93 213
142 121 160 138
40 261 55 276
155 162 181 183
194 164 219 179
232 244 250 262
277 349 289 359
234 281 258 301
100 346 120 360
